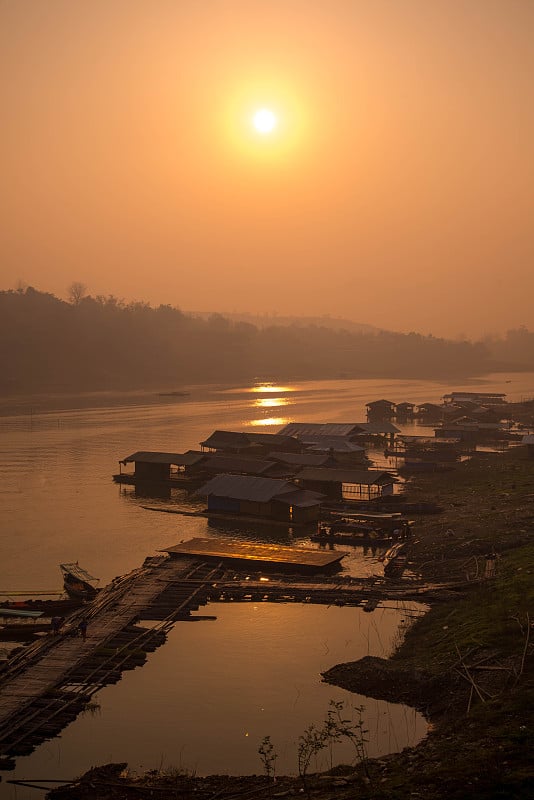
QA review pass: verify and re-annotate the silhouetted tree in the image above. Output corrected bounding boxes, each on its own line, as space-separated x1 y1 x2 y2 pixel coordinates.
68 281 88 305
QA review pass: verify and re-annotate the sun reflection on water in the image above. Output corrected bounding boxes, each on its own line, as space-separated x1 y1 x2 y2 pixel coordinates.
249 416 290 427
254 397 290 408
249 383 294 394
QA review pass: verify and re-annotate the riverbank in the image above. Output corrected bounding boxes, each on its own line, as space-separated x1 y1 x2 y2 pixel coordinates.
45 447 534 799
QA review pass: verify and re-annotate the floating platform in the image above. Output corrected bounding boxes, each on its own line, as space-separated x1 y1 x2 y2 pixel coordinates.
161 537 346 571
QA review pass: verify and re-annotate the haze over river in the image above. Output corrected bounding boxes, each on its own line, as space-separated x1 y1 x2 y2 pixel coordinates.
1 373 532 795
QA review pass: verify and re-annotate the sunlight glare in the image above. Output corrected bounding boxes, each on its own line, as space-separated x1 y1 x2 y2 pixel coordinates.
253 108 277 134
250 384 294 393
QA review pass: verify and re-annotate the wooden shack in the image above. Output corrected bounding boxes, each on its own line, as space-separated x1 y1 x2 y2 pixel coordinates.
366 399 396 419
416 402 445 421
395 402 415 419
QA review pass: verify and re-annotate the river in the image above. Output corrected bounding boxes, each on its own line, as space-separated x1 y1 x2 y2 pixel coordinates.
0 372 532 794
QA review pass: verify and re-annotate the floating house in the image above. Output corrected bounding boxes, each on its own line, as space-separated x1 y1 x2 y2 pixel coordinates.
116 451 206 484
395 402 415 419
296 468 397 502
196 474 324 523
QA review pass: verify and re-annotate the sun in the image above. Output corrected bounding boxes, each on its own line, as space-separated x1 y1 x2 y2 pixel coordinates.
252 108 277 135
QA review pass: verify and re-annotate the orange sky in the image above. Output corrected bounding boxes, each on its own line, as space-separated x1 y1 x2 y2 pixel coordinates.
1 0 533 337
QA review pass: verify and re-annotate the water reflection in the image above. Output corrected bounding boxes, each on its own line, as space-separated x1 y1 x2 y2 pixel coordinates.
249 383 294 394
249 416 290 427
254 397 290 408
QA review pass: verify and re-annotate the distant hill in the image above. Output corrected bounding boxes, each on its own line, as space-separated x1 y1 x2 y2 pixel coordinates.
189 311 382 335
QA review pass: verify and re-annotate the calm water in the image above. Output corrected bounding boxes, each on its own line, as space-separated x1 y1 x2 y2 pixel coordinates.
1 373 532 794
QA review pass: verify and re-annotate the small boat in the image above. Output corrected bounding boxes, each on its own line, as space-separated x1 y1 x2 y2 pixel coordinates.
312 527 394 546
60 563 99 601
310 520 396 545
381 543 409 579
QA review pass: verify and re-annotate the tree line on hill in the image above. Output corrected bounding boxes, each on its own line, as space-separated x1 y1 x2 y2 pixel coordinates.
0 287 532 394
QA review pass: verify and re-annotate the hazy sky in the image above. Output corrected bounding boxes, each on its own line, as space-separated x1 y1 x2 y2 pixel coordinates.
1 0 533 337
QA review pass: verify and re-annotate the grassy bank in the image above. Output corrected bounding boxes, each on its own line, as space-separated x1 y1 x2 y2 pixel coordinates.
323 447 534 798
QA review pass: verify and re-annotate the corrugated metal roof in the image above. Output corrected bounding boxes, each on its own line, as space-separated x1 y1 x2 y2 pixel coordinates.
246 432 300 447
300 436 365 453
200 430 300 450
121 451 206 466
267 452 330 466
200 431 251 448
354 422 400 434
196 474 296 502
274 489 325 508
201 454 276 475
280 421 400 437
278 422 364 438
161 537 345 568
297 468 397 485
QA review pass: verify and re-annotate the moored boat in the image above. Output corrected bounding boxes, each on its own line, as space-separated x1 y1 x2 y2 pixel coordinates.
381 542 409 578
60 563 99 600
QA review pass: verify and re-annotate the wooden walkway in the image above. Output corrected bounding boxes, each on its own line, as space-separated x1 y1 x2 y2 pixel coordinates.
0 555 220 763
